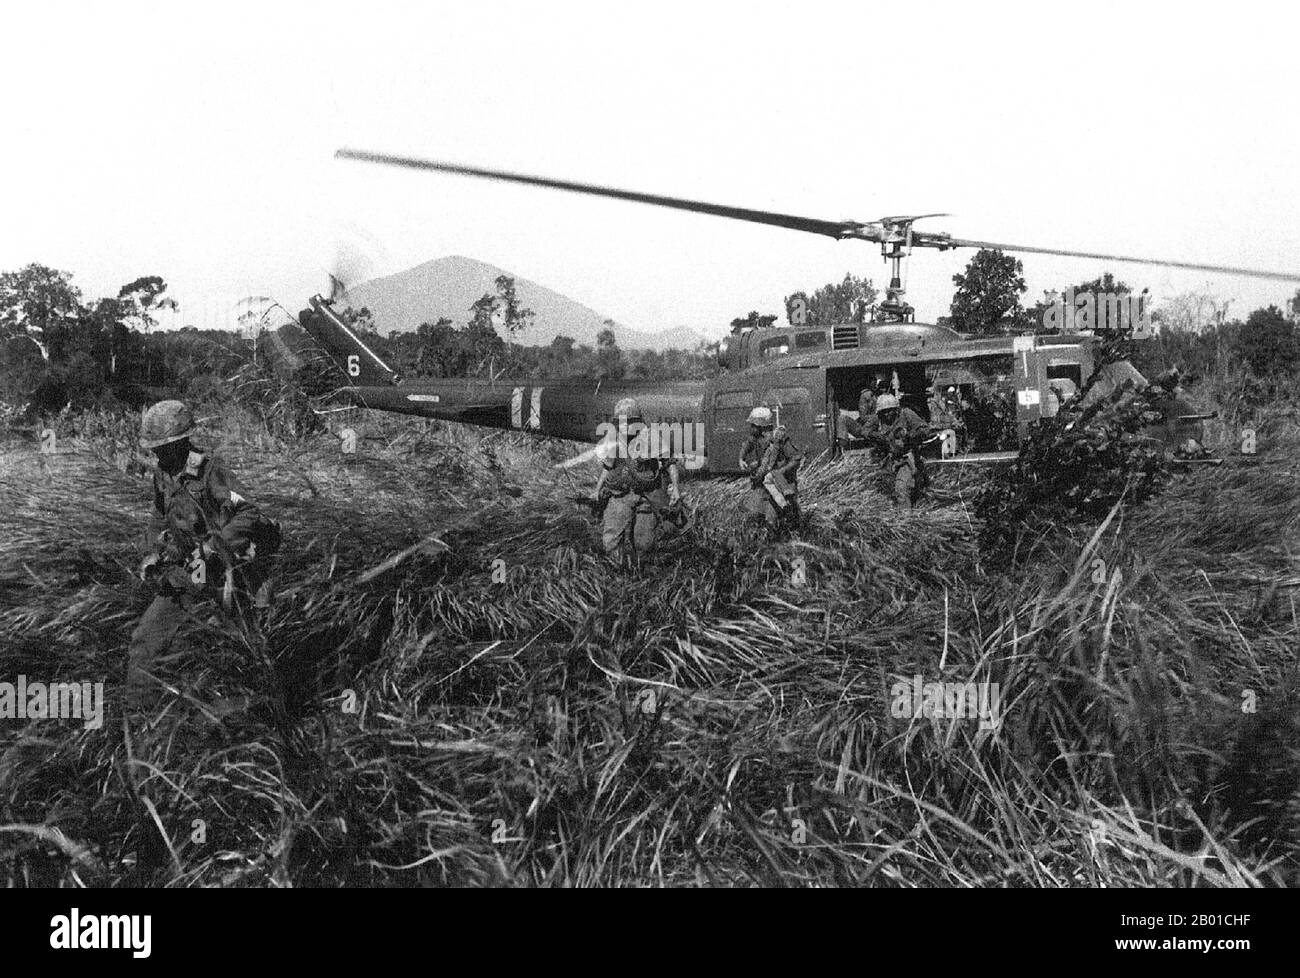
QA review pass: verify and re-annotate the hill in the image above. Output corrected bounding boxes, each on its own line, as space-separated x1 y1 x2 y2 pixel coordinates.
340 255 707 352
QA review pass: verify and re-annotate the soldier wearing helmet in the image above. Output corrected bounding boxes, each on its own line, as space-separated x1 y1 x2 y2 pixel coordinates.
127 400 279 712
740 405 804 529
868 394 934 509
594 396 684 560
927 384 968 453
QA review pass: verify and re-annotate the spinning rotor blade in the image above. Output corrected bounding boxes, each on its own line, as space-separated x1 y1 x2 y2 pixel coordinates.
337 148 1299 283
336 148 862 239
326 222 391 299
943 237 1299 283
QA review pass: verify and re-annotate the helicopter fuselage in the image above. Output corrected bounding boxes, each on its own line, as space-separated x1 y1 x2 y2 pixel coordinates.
311 292 1188 475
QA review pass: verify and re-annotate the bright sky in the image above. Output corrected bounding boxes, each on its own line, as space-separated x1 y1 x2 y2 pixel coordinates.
3 0 1297 339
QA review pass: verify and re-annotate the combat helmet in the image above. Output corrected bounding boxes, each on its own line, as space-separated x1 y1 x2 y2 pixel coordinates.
140 400 196 449
613 396 643 421
874 394 900 413
747 406 774 428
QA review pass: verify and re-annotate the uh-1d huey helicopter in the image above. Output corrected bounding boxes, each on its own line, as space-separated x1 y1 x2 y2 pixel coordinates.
298 148 1299 475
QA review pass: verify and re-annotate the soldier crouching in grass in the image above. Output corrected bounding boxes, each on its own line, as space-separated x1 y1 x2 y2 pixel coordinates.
127 400 280 715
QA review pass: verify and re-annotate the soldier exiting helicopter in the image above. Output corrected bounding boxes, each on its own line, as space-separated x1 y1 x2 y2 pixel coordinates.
867 394 934 509
594 397 685 562
740 406 804 530
927 384 968 453
845 379 891 445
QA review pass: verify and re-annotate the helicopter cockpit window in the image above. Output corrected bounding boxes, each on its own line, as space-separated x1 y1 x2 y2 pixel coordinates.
759 336 791 359
762 386 812 431
765 386 811 405
794 331 826 349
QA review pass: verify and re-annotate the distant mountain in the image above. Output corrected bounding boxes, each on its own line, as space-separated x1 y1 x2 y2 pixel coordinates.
339 255 707 352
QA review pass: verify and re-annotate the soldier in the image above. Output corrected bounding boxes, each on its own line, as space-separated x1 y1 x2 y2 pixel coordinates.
127 400 278 713
928 384 968 453
857 386 878 422
869 393 934 509
1044 377 1079 418
740 406 804 529
845 383 886 444
594 397 684 561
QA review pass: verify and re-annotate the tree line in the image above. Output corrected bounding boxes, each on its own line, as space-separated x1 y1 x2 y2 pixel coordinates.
3 256 1298 417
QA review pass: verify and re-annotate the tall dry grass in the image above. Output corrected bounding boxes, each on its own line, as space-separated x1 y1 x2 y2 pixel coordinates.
0 401 1296 887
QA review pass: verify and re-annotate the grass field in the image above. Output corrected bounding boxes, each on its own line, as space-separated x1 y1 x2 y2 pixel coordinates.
2 404 1298 887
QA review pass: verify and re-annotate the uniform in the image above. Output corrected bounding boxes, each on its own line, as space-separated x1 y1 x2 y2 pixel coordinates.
869 402 933 509
844 411 881 443
740 424 804 527
928 387 967 452
857 388 877 420
846 386 891 443
597 409 682 558
127 447 273 710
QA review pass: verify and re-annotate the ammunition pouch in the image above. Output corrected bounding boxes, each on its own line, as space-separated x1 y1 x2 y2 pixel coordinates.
607 460 664 497
602 466 634 497
629 463 665 495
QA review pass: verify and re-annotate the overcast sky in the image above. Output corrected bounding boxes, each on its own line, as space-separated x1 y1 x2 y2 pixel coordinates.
3 0 1297 338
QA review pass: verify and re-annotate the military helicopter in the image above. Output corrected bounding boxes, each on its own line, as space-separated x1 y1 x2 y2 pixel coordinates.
298 148 1298 474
